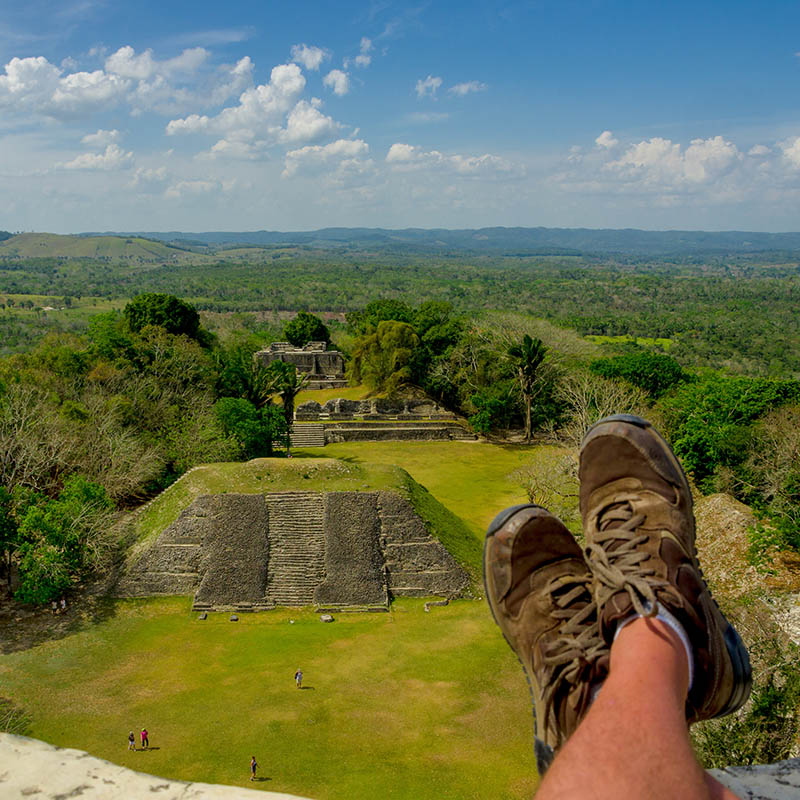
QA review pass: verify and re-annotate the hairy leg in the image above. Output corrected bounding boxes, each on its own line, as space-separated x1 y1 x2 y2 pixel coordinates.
535 617 741 800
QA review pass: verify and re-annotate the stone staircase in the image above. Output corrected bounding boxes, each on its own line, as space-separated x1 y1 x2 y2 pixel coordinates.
266 492 326 605
290 423 326 447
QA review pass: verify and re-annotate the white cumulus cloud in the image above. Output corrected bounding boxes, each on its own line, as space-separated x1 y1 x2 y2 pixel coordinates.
323 69 349 96
595 130 618 149
290 44 329 71
167 62 306 138
448 81 486 96
283 138 369 177
81 129 120 147
607 135 739 185
61 143 133 170
355 37 373 68
0 56 129 116
279 99 339 144
386 143 516 176
105 46 209 80
415 75 442 99
781 137 800 168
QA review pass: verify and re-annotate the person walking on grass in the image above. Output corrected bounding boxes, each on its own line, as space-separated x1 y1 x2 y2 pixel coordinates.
294 668 303 689
140 728 149 749
484 414 752 800
250 755 258 781
127 731 135 751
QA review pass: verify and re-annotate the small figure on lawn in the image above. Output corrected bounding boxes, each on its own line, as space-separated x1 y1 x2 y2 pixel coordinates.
250 755 258 781
294 668 303 689
51 600 58 615
140 727 149 749
127 731 136 751
60 597 67 613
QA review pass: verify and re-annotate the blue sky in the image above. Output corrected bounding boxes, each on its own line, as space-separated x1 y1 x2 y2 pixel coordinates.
2 0 800 233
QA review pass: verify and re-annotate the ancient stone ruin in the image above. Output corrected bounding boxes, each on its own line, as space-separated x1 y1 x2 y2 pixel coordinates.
117 491 469 611
290 397 477 446
254 341 347 389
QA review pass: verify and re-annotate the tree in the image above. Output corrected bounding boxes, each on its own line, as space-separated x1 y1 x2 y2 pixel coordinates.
214 398 286 458
215 345 280 408
15 476 115 604
508 334 547 442
346 299 414 335
123 294 202 341
589 351 688 398
283 312 330 347
0 487 18 593
267 361 309 455
348 320 421 393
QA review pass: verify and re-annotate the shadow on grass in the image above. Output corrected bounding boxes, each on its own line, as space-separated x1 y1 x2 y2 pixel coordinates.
0 592 121 656
252 777 271 782
299 686 315 691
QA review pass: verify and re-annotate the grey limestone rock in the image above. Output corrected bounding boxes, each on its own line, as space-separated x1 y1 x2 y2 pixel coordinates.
314 492 387 607
0 733 308 799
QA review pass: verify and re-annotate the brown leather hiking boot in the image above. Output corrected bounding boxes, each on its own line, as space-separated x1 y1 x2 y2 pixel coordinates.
484 504 608 775
579 414 751 724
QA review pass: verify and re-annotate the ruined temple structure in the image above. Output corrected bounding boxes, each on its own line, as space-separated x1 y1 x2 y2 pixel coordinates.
117 491 470 611
254 341 347 389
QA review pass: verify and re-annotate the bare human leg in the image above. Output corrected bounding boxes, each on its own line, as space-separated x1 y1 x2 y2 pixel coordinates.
536 617 741 800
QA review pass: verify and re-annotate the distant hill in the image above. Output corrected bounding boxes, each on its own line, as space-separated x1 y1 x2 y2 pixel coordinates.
88 226 800 257
0 233 198 263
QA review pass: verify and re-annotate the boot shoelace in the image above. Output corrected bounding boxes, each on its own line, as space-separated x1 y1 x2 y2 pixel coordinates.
585 499 674 618
539 572 607 745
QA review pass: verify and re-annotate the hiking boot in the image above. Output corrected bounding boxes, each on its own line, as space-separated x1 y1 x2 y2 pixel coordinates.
484 504 608 775
579 413 751 723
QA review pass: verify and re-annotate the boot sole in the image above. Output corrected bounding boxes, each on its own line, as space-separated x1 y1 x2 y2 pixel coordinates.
484 504 555 776
582 414 752 719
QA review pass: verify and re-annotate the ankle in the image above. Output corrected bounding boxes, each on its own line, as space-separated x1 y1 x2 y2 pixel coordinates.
610 616 692 702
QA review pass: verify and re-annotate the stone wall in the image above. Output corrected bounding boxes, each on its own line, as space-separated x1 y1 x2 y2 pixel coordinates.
254 342 346 388
295 397 456 420
378 492 468 598
118 491 469 609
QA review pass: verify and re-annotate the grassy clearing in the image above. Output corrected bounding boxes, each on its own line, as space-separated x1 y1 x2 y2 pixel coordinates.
295 385 373 406
0 597 538 800
295 441 564 539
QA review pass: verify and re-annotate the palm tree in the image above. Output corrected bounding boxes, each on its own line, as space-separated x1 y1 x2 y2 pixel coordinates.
268 361 310 455
508 334 547 442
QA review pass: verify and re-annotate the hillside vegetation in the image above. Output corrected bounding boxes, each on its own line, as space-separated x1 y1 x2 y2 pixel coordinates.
0 233 198 264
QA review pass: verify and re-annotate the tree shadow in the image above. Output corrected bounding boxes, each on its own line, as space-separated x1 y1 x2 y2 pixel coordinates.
0 592 121 655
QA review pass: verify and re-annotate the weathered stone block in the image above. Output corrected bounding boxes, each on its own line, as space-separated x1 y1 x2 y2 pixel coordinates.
314 492 387 606
194 494 269 606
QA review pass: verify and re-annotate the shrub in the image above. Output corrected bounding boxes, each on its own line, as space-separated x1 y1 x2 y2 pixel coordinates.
283 312 330 347
589 351 688 397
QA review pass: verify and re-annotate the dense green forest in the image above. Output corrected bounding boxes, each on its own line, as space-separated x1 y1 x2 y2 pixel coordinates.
2 230 800 607
3 248 800 375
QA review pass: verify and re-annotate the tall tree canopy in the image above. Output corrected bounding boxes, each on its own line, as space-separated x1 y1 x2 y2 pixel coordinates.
124 294 202 341
283 312 330 347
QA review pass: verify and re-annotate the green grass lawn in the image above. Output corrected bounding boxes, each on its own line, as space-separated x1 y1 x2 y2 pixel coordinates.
0 597 539 800
295 385 373 406
293 441 567 539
